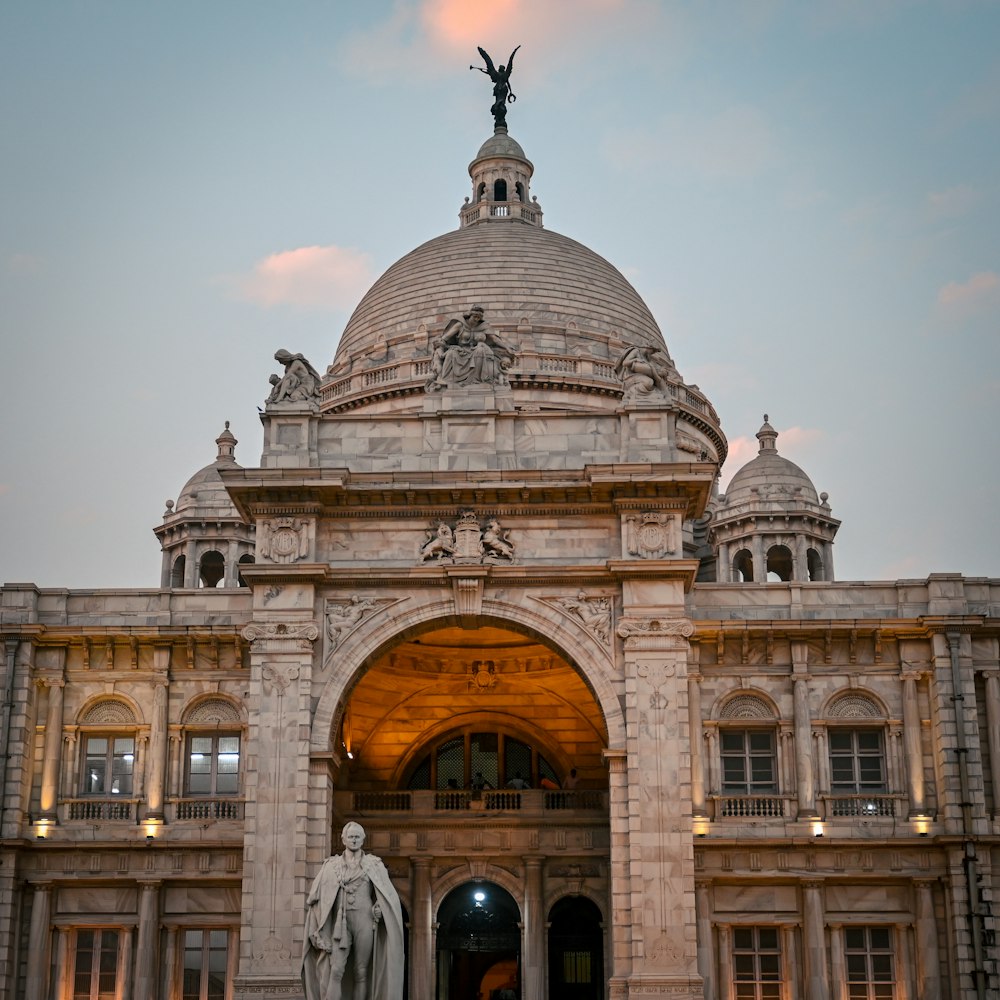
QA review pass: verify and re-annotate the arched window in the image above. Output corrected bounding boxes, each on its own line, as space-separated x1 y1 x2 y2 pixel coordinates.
170 554 186 588
733 549 754 583
179 698 244 820
476 182 486 202
77 700 138 820
199 550 225 588
406 729 559 790
826 693 890 817
237 553 255 587
493 178 508 201
766 544 792 582
807 547 824 581
515 181 526 203
717 694 781 817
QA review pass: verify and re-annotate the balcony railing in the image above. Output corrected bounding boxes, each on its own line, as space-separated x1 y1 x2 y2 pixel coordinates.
172 797 245 821
825 793 898 818
715 794 788 819
341 788 608 816
64 798 138 821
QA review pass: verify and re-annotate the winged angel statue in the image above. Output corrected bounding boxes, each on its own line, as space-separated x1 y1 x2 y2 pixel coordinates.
472 45 521 129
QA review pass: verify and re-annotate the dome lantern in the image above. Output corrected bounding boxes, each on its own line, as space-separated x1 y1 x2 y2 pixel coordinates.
460 127 543 229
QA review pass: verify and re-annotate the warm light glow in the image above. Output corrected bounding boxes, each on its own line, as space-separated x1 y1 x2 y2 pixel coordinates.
692 817 710 838
913 815 931 836
811 819 825 838
35 818 53 839
143 819 163 840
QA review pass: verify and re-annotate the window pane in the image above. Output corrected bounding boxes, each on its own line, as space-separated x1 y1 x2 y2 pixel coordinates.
470 732 499 788
721 731 746 752
504 738 531 786
436 737 464 789
749 732 773 752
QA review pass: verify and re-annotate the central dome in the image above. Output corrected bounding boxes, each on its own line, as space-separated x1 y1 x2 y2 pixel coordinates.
331 223 670 371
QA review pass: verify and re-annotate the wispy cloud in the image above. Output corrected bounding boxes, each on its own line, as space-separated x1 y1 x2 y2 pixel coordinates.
225 245 375 311
719 424 824 491
340 0 679 86
937 271 1000 313
926 184 980 220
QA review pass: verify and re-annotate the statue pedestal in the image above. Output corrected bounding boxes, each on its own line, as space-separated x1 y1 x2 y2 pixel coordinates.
233 975 304 999
423 384 514 413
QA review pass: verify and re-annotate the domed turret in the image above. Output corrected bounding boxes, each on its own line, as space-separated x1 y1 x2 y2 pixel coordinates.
709 416 839 582
153 423 255 588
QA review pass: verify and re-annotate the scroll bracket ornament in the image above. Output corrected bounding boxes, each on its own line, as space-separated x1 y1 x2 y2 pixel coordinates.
617 617 694 651
241 621 320 653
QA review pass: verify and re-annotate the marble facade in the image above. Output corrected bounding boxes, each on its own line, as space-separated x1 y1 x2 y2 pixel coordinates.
0 121 998 1000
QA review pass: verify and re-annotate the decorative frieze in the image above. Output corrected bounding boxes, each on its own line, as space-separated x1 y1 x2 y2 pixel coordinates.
419 510 515 564
554 592 612 645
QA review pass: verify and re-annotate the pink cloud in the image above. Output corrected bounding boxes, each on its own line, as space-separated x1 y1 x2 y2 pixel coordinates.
232 245 375 311
719 436 757 490
937 271 1000 310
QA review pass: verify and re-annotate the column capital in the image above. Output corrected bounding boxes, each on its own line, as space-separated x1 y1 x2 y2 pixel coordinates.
602 748 627 773
242 620 319 652
35 674 64 690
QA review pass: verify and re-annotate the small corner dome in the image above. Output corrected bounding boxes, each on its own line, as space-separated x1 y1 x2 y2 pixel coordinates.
172 422 242 516
722 416 821 507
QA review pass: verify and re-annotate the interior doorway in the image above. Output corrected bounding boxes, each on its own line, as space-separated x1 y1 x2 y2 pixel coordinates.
436 881 521 1000
547 896 604 1000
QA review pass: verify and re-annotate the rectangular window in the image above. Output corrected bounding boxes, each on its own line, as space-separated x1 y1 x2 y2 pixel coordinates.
845 926 895 1000
721 730 777 793
733 926 782 1000
830 730 886 792
183 928 229 1000
187 735 241 795
83 736 135 795
73 928 119 1000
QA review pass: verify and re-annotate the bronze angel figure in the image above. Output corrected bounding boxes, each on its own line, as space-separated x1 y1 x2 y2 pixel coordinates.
472 45 521 128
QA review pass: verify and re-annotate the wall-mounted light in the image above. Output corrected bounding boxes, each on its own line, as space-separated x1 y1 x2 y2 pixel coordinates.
34 818 54 840
912 815 931 837
692 817 710 838
143 819 163 842
811 819 825 838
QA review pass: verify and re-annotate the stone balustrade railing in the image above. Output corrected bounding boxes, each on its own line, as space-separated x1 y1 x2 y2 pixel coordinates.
341 788 607 816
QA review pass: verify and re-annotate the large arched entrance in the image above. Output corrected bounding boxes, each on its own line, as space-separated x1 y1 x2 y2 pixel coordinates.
323 617 615 998
437 882 520 1000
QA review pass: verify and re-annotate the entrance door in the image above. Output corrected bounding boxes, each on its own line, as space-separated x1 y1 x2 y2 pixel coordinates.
547 897 603 1000
437 882 520 999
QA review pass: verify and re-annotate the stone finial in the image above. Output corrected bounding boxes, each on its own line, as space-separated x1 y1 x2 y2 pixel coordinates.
756 414 778 453
215 421 237 463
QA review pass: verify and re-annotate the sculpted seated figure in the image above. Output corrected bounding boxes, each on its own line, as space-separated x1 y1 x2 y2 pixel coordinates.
302 823 404 1000
425 305 516 391
268 349 322 404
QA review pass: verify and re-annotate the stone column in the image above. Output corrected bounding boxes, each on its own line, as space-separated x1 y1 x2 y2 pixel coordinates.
38 675 65 819
914 880 942 1000
234 617 320 999
184 538 198 588
523 856 545 1000
983 671 1000 815
716 543 730 583
823 541 835 582
791 643 815 818
792 536 808 582
689 669 706 816
118 926 134 1000
603 747 632 989
695 881 716 1000
616 611 703 998
802 881 829 1000
134 881 161 998
160 549 171 589
24 882 52 1000
901 670 925 816
162 925 179 1000
145 679 169 820
716 924 733 1000
828 923 845 1000
409 856 434 999
751 536 766 583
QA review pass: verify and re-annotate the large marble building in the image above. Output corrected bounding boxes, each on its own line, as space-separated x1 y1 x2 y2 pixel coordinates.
1 116 998 1000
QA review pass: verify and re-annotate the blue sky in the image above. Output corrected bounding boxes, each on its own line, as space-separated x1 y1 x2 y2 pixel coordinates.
1 1 998 588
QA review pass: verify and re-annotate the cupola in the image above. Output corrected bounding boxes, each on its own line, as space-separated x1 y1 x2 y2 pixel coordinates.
708 415 840 583
153 422 256 588
460 127 543 229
